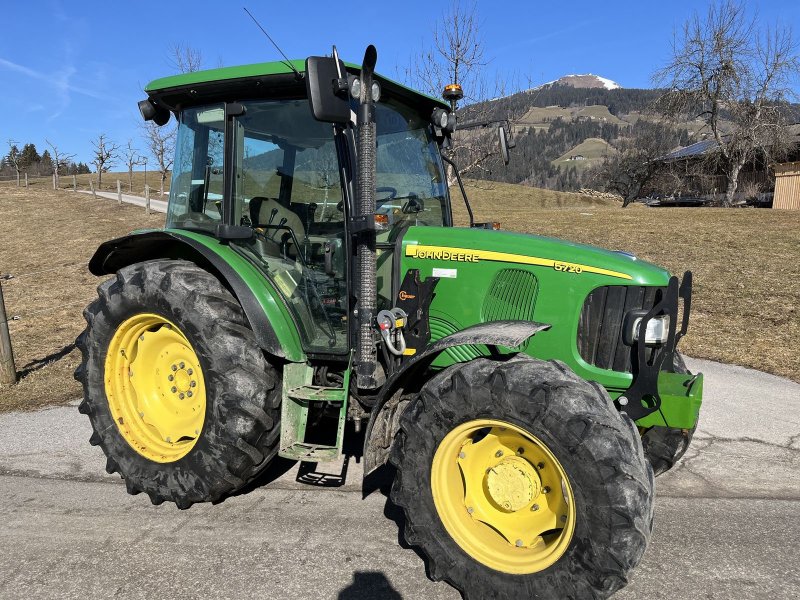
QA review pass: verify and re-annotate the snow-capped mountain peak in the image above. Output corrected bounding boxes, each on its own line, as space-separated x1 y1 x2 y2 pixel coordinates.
551 74 621 90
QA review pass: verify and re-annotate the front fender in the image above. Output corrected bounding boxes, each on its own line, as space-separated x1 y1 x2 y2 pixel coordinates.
89 229 305 362
362 320 550 483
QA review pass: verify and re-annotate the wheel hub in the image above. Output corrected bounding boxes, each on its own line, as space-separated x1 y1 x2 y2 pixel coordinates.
432 419 576 575
104 314 206 463
486 457 540 512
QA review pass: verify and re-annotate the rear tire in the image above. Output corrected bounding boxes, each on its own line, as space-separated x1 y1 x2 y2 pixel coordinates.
641 352 697 476
390 356 654 599
74 259 281 508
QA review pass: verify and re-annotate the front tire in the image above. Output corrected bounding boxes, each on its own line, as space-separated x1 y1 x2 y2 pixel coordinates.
390 356 654 599
74 259 281 508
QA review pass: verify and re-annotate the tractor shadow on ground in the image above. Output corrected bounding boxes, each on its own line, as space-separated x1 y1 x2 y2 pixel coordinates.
337 571 403 599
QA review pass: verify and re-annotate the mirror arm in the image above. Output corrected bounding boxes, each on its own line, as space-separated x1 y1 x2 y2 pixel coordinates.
440 153 474 228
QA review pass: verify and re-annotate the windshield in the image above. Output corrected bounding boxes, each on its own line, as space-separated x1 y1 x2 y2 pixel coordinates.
375 99 449 236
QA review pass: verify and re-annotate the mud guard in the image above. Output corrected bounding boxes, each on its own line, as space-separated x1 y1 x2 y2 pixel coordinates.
362 320 550 486
88 230 288 359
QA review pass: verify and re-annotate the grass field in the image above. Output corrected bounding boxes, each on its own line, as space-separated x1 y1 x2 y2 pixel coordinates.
0 170 172 197
0 186 165 411
1 181 798 413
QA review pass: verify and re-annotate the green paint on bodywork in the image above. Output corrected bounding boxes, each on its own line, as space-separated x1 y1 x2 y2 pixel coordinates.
166 229 306 363
400 226 701 428
634 371 703 429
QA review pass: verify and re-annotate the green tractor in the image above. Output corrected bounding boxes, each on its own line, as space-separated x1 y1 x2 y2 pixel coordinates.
76 46 703 598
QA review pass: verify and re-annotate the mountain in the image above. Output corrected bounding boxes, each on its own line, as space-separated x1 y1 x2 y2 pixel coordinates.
545 74 621 90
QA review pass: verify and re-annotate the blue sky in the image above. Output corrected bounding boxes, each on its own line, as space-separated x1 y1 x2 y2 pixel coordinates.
1 0 798 165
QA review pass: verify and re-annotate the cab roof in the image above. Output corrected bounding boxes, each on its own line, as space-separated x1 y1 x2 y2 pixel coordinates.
145 58 449 112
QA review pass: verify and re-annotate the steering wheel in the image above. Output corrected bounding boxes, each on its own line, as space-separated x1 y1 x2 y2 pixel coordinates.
376 186 397 205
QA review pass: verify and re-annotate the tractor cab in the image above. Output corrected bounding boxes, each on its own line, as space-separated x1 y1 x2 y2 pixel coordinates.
143 59 453 357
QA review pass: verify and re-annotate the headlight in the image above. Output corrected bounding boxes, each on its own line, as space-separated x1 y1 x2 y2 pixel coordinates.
631 315 670 345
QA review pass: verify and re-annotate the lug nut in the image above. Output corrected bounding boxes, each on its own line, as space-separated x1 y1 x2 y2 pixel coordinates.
187 391 193 398
467 507 474 514
190 381 196 388
537 462 545 469
495 450 504 458
515 539 524 547
187 368 193 375
168 375 174 382
458 452 466 459
179 393 185 400
543 486 551 494
171 365 177 372
179 362 185 369
517 447 524 455
171 386 177 393
139 335 145 341
531 504 540 511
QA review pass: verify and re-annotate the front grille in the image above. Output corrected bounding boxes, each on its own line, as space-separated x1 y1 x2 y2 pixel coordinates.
577 285 664 372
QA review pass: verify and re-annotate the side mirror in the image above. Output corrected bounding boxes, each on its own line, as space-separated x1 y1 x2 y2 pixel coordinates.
306 55 350 124
498 125 511 165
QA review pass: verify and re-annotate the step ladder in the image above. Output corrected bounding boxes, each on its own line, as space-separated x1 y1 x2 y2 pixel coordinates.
279 363 349 462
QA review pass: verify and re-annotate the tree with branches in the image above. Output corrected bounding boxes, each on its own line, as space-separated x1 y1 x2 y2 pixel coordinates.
170 43 203 74
123 140 141 192
142 122 175 198
655 0 800 206
91 134 120 189
45 140 75 189
5 140 21 186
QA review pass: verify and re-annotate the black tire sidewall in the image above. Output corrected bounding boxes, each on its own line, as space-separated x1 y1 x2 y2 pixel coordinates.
392 357 653 599
81 260 279 504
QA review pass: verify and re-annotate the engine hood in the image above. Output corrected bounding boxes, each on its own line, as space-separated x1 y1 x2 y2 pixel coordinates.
402 226 671 286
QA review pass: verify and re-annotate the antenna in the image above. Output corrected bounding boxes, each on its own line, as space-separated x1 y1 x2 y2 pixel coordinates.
243 7 303 80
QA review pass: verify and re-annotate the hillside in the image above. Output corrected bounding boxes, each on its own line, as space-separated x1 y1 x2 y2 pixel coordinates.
552 138 616 172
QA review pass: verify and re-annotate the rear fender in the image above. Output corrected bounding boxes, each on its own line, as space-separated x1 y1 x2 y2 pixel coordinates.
362 320 550 485
88 230 304 362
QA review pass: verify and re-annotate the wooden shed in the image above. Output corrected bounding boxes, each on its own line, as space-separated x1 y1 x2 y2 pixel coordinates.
773 161 800 210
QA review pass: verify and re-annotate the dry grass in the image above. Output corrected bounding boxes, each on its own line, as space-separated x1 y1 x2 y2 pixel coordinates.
1 180 797 413
0 186 165 412
453 183 800 382
0 170 171 197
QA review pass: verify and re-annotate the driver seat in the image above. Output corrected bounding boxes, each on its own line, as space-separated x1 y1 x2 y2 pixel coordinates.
249 196 306 241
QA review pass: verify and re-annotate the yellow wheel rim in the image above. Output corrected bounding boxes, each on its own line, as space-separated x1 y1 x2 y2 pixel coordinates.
104 313 206 463
431 419 576 574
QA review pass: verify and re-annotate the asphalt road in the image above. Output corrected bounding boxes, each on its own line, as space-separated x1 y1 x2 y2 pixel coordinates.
79 190 168 213
0 357 798 599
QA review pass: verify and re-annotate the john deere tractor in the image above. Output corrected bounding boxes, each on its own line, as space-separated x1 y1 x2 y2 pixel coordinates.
76 46 703 599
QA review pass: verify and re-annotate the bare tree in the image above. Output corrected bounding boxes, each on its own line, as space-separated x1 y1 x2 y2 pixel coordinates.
91 134 120 189
45 140 75 189
405 0 486 105
142 121 175 198
655 1 800 206
170 43 203 74
123 140 141 192
5 140 21 186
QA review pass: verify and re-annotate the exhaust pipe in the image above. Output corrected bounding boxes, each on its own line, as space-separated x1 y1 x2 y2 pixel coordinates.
354 45 379 389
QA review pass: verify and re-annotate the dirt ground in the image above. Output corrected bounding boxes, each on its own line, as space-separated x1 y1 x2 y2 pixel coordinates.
0 185 165 411
1 181 798 412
